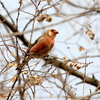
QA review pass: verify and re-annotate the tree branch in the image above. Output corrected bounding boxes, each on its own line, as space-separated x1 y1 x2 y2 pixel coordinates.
44 57 100 88
0 14 29 46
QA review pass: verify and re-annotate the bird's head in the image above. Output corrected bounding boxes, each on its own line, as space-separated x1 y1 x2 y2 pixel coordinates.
44 29 59 38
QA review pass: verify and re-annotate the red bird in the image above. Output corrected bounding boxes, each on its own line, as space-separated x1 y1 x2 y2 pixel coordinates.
27 29 59 59
16 29 58 70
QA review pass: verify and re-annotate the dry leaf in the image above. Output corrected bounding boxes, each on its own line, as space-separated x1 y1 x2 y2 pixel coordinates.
86 30 92 35
78 46 84 51
10 52 15 56
50 94 53 97
12 76 17 82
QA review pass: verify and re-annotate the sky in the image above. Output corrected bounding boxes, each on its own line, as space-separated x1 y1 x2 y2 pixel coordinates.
0 0 100 100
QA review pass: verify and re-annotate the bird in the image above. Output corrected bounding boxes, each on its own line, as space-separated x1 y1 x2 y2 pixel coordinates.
16 29 58 70
27 29 59 59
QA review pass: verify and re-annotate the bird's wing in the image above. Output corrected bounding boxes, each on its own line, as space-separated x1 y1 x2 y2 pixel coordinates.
26 36 44 53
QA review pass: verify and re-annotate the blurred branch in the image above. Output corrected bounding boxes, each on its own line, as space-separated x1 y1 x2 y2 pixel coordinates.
44 57 100 88
72 55 100 60
66 0 89 10
0 10 95 38
0 14 29 46
0 1 15 24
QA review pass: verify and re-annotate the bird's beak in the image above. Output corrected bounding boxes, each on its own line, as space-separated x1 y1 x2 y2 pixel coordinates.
54 30 59 34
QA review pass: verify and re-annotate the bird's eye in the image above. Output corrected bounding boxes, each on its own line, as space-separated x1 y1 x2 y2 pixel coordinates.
51 29 54 32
